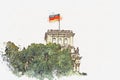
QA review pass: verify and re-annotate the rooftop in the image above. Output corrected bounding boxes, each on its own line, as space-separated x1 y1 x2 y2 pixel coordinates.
45 29 75 40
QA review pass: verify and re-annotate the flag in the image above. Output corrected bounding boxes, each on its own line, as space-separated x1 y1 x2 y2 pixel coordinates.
49 14 61 22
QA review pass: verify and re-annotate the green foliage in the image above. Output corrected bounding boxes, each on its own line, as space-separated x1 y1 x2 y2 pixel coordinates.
3 41 73 80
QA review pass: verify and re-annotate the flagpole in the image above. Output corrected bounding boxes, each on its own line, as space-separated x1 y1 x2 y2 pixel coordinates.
58 14 60 44
58 14 60 30
59 19 60 30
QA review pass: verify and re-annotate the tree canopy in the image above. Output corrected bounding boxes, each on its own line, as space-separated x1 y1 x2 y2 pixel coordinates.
3 41 73 80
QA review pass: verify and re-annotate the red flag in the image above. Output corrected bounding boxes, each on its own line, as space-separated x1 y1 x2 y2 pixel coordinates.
49 14 61 22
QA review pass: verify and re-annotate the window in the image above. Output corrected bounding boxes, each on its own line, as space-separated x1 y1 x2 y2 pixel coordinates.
59 38 62 44
64 38 68 45
52 38 56 43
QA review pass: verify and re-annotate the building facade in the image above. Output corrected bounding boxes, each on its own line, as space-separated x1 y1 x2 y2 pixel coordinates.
45 29 75 47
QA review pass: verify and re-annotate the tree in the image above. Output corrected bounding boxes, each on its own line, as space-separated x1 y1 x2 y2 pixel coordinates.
3 42 73 80
5 41 19 56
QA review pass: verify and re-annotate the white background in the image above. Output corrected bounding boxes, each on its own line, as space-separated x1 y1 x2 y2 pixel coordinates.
0 0 119 80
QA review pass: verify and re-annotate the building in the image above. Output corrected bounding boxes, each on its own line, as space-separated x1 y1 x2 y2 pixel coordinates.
44 29 82 72
45 29 75 47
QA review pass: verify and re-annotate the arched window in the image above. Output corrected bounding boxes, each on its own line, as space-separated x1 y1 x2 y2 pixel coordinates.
59 38 62 45
52 38 56 43
64 38 68 45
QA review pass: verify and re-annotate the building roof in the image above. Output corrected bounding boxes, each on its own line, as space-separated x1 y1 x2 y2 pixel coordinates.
45 29 75 40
